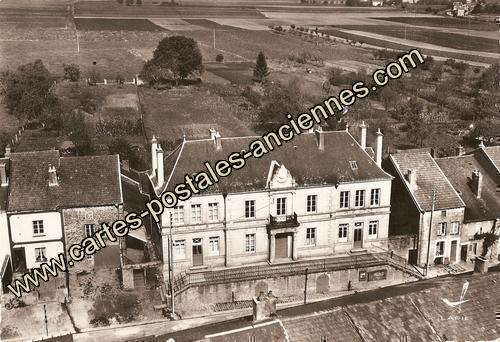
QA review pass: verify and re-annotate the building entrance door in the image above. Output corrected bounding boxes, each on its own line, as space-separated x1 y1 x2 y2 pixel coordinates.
354 223 363 249
275 234 289 259
460 245 468 262
192 238 203 266
450 240 458 263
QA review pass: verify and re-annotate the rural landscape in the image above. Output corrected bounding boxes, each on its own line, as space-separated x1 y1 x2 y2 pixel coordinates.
0 0 499 341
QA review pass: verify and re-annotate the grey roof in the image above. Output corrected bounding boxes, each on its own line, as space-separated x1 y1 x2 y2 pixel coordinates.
389 150 465 211
437 155 500 222
483 146 500 172
159 131 392 194
7 150 122 212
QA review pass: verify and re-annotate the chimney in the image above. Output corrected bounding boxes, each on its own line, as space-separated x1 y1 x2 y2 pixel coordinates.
375 128 383 167
360 121 367 150
4 145 11 158
252 291 276 323
478 140 485 148
0 162 7 187
157 145 164 188
471 169 482 198
407 169 418 191
345 123 349 133
48 165 58 187
122 159 130 172
214 131 222 151
315 126 324 151
151 135 158 176
456 145 465 156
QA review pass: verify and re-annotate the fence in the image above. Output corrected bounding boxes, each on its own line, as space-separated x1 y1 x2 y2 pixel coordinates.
168 251 422 296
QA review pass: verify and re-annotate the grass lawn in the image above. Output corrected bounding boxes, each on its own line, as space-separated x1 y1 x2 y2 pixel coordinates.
140 85 256 140
205 62 254 85
329 25 498 53
374 16 498 31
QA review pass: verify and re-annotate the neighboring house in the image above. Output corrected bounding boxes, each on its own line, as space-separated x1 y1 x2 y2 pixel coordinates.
1 149 123 294
436 146 500 262
0 156 10 295
147 126 393 279
384 149 466 267
372 0 384 6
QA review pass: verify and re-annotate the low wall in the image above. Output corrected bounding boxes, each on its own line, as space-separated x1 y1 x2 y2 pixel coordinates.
175 264 412 317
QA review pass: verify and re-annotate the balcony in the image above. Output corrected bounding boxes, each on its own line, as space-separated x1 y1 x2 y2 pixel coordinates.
267 212 300 229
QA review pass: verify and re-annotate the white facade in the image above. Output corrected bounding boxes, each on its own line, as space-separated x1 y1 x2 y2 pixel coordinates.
9 211 64 270
159 168 392 275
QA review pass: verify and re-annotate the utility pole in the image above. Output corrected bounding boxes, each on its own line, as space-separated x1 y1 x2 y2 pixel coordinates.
44 304 48 336
213 29 216 49
303 268 309 305
425 190 436 277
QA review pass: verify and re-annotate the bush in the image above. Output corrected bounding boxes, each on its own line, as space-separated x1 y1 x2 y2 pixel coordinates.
63 64 81 82
90 293 140 326
242 86 262 107
290 24 296 29
215 54 224 63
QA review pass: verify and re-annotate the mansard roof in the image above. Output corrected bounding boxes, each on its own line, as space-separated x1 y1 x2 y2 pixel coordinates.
159 130 392 195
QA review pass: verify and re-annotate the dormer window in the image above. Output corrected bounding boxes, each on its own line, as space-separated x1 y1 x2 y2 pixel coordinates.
350 161 358 170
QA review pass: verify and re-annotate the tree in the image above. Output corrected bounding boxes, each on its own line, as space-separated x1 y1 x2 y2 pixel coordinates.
401 98 429 147
253 52 269 82
476 62 500 92
141 36 203 85
258 79 304 130
3 59 55 120
474 230 499 258
63 64 81 82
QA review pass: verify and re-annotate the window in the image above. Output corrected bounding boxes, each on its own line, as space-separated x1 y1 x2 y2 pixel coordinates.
368 221 378 238
441 210 447 218
338 224 348 242
209 237 220 256
450 221 459 235
245 200 255 218
340 191 349 209
306 195 317 213
84 224 95 238
370 189 380 206
173 240 186 259
33 220 44 235
208 203 219 221
437 222 447 236
35 247 47 262
306 228 316 246
191 204 202 223
172 206 184 224
350 161 358 170
355 190 365 207
245 234 256 252
435 241 445 257
276 197 287 216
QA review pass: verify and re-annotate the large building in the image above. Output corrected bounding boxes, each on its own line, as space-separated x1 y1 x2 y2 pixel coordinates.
147 126 393 279
0 149 123 295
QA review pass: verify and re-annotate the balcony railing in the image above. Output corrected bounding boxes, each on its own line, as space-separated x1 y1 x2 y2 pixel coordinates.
267 212 299 229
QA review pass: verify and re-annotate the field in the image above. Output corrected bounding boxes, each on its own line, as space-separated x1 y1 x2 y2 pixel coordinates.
74 1 266 18
140 86 257 140
0 4 69 29
328 25 498 53
376 16 498 31
75 18 166 31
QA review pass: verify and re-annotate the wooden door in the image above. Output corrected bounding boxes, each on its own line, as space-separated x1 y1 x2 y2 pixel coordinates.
275 234 288 259
354 227 363 249
450 240 457 263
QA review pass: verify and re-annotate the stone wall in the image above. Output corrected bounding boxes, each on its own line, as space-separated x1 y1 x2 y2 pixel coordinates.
175 265 411 317
62 206 122 272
